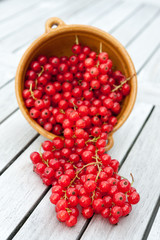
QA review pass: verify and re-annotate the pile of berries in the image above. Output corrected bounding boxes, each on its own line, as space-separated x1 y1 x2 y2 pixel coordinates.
30 135 140 227
23 38 131 136
27 37 139 227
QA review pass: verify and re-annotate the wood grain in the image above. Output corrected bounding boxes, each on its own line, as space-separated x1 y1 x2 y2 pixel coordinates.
81 107 160 240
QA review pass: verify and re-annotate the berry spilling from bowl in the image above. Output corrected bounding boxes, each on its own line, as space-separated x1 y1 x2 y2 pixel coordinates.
23 38 132 138
26 38 139 227
30 136 140 227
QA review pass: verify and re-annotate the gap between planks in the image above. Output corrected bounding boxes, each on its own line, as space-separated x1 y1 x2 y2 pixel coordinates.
142 196 160 240
7 186 51 240
0 133 39 176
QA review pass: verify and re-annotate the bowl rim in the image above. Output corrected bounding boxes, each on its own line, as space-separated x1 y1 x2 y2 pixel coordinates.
15 22 137 141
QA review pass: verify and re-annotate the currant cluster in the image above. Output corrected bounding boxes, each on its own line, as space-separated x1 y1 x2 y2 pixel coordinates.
23 38 131 135
30 136 140 227
27 38 139 227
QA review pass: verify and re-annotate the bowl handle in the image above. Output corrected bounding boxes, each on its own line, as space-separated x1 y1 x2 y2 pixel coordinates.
105 133 114 152
45 17 66 33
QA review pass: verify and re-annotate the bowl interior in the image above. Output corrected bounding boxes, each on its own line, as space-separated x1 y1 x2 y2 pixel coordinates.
17 26 137 140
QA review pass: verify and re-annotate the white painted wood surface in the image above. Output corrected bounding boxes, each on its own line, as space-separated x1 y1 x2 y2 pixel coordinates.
112 4 159 46
0 81 18 123
0 110 38 172
0 136 47 240
0 0 160 239
137 47 160 105
147 208 160 240
126 14 160 72
0 0 93 52
0 0 40 22
0 0 67 39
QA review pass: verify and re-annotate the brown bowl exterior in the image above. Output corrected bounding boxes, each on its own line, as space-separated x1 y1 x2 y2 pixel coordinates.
15 17 137 150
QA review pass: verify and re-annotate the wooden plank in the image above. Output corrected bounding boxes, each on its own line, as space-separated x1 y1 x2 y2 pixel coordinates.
0 0 67 39
15 0 116 61
112 4 159 46
0 136 48 240
13 190 87 240
93 1 142 31
137 47 160 106
0 48 20 88
81 107 160 240
7 102 153 240
0 110 38 172
0 0 94 52
0 80 18 123
0 0 40 22
147 208 160 240
66 0 120 25
126 14 160 72
108 102 153 160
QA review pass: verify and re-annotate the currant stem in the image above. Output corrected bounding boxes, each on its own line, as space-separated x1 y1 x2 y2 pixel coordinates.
112 73 136 92
130 173 134 186
85 136 100 145
91 149 102 203
100 42 102 53
60 109 65 114
39 144 49 167
75 35 79 45
35 66 44 89
71 101 78 110
62 161 102 200
29 84 37 100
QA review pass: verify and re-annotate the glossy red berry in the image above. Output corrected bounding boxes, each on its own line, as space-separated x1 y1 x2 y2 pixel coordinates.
58 174 70 187
82 207 94 219
79 195 91 208
128 192 140 204
65 215 77 227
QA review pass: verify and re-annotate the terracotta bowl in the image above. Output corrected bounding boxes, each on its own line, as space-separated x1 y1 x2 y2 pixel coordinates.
15 17 137 151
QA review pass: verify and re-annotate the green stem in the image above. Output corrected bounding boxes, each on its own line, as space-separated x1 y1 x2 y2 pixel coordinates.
75 35 79 45
112 73 136 92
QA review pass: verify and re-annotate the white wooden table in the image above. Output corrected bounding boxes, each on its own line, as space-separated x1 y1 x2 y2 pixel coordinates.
0 0 160 239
